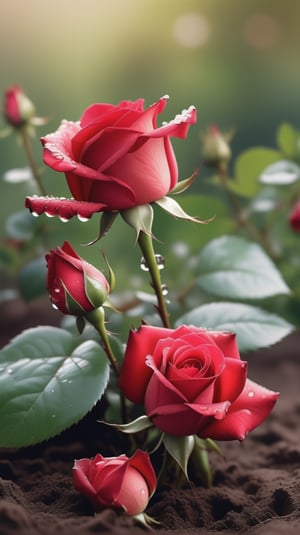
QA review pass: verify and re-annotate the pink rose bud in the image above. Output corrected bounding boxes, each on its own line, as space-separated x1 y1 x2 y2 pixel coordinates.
201 124 232 174
4 85 36 127
73 450 157 515
46 241 110 315
289 201 300 232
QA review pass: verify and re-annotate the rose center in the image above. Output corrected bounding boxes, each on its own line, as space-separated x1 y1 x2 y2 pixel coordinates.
179 358 202 377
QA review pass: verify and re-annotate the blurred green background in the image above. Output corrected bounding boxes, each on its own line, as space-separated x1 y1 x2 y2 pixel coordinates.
1 0 300 295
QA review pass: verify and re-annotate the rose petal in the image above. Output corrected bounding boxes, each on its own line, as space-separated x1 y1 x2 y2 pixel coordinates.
198 379 279 441
119 325 172 404
25 196 106 220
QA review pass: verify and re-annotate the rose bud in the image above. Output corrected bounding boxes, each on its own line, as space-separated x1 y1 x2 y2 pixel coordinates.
73 450 157 515
289 201 300 232
201 124 232 174
4 85 36 128
46 241 110 315
39 96 196 213
119 325 279 441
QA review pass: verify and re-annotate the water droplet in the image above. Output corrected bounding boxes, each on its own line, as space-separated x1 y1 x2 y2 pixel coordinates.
155 254 165 269
140 257 149 271
53 287 61 294
51 303 59 310
59 216 69 223
31 212 39 217
161 284 168 296
140 488 147 495
77 214 89 222
248 391 255 398
45 211 55 218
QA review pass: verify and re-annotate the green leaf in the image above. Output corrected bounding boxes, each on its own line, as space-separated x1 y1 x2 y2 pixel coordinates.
163 434 195 480
0 326 110 447
259 160 300 185
18 256 47 301
175 302 295 352
229 148 281 197
6 209 42 241
195 235 290 299
277 123 299 159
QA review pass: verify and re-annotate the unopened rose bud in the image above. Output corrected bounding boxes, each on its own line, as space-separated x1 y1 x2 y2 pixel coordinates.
201 124 232 174
73 450 157 515
4 85 36 128
289 201 300 232
46 241 110 315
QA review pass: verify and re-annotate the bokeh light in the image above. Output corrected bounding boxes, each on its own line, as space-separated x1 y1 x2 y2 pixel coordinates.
243 13 280 49
173 12 211 48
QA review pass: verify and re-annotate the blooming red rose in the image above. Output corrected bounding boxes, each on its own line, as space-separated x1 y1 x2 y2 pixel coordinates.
289 201 300 232
119 325 279 440
38 96 196 214
4 85 35 127
73 450 156 515
46 241 110 315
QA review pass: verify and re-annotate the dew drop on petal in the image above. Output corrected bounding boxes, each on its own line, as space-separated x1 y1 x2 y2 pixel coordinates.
51 303 59 310
59 216 69 223
248 391 255 398
77 214 90 222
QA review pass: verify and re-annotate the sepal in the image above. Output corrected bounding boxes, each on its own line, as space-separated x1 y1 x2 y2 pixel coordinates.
162 434 195 481
155 195 208 224
121 204 154 240
103 415 154 434
169 169 198 195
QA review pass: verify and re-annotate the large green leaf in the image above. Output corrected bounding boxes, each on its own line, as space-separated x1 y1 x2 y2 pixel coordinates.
175 302 295 352
229 147 281 197
0 326 110 447
195 235 290 299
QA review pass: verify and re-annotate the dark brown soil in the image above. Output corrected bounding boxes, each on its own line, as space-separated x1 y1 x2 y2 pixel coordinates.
0 296 299 535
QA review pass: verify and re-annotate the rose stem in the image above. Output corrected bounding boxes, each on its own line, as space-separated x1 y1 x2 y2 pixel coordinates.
137 230 170 329
86 308 128 424
19 126 47 196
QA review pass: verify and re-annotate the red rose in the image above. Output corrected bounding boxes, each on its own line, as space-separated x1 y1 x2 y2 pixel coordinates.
40 96 196 212
289 201 300 232
46 241 110 315
4 85 35 127
73 450 157 515
119 325 279 440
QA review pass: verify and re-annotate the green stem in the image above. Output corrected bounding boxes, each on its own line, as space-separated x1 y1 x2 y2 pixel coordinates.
86 308 119 376
86 308 128 424
20 126 47 196
138 231 170 328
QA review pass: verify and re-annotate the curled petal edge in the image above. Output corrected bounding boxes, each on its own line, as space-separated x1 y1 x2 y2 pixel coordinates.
25 196 107 221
